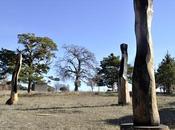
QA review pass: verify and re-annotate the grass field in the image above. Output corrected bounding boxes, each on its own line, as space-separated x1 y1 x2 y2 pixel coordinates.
0 91 175 130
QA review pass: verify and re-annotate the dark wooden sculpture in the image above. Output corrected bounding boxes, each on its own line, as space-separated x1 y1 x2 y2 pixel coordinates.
121 0 169 129
6 53 22 105
132 0 160 125
118 43 130 105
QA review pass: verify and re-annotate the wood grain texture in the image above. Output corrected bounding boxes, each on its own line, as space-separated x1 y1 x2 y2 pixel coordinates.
132 0 160 126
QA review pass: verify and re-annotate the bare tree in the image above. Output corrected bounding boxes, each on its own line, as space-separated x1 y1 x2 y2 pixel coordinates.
87 78 96 92
56 44 97 91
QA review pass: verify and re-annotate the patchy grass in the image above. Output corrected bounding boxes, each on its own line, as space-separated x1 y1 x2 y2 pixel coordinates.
0 91 174 130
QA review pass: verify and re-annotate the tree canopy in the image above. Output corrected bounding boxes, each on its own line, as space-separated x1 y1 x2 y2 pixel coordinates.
18 33 57 93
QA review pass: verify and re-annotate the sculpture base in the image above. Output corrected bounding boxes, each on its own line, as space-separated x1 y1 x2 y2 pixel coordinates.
120 123 169 130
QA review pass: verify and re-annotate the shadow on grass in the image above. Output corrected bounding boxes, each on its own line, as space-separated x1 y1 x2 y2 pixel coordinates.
159 107 175 129
168 101 175 106
104 108 175 129
105 115 133 126
37 109 83 115
15 103 119 111
16 92 118 97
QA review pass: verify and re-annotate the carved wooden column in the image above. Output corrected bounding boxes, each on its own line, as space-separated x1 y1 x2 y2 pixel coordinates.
118 43 130 105
6 53 22 105
132 0 160 126
120 0 169 129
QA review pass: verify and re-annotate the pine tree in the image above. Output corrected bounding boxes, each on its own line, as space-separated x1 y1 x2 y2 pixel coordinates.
156 53 175 94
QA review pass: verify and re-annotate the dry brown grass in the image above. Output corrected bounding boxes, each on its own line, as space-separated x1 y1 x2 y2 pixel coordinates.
0 91 174 130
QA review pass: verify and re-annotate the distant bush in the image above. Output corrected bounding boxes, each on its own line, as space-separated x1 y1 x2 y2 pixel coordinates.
59 86 69 92
18 85 27 90
55 83 70 92
47 86 55 92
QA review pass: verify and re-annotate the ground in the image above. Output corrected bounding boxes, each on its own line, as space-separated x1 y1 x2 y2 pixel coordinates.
0 91 175 130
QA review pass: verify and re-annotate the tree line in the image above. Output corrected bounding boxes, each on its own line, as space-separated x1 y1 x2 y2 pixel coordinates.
0 33 174 94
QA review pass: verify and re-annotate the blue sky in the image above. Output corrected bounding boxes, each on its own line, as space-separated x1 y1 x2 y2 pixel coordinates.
0 0 175 90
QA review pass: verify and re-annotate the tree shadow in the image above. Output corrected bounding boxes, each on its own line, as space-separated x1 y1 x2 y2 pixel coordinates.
104 108 175 129
104 115 133 126
38 109 83 114
15 103 119 111
168 101 175 106
159 107 175 129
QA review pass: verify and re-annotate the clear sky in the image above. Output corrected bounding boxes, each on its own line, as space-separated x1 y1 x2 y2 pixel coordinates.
0 0 175 90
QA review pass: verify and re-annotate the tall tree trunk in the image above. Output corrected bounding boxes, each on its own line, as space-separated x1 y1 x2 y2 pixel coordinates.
74 77 80 91
6 53 22 105
91 85 94 92
74 82 78 91
166 83 172 94
27 57 33 93
74 60 81 92
132 0 160 126
31 82 35 91
28 80 32 93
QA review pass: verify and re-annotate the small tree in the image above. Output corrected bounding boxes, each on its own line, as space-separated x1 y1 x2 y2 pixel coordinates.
98 53 120 91
87 77 97 92
156 53 175 94
18 33 57 93
86 68 104 92
56 44 97 91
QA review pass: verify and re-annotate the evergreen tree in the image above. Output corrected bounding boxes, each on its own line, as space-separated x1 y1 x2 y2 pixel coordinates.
97 53 133 91
0 48 16 80
156 53 175 94
18 33 57 93
98 53 120 91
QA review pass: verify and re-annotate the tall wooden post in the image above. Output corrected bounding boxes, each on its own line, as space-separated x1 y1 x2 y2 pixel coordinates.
120 0 169 129
118 43 130 105
6 53 22 105
132 0 160 126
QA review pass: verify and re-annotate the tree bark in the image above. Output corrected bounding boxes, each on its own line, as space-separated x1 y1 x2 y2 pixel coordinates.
118 43 130 105
166 84 172 95
31 82 35 91
6 53 22 105
28 80 31 93
132 0 160 126
74 77 80 91
91 85 94 92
